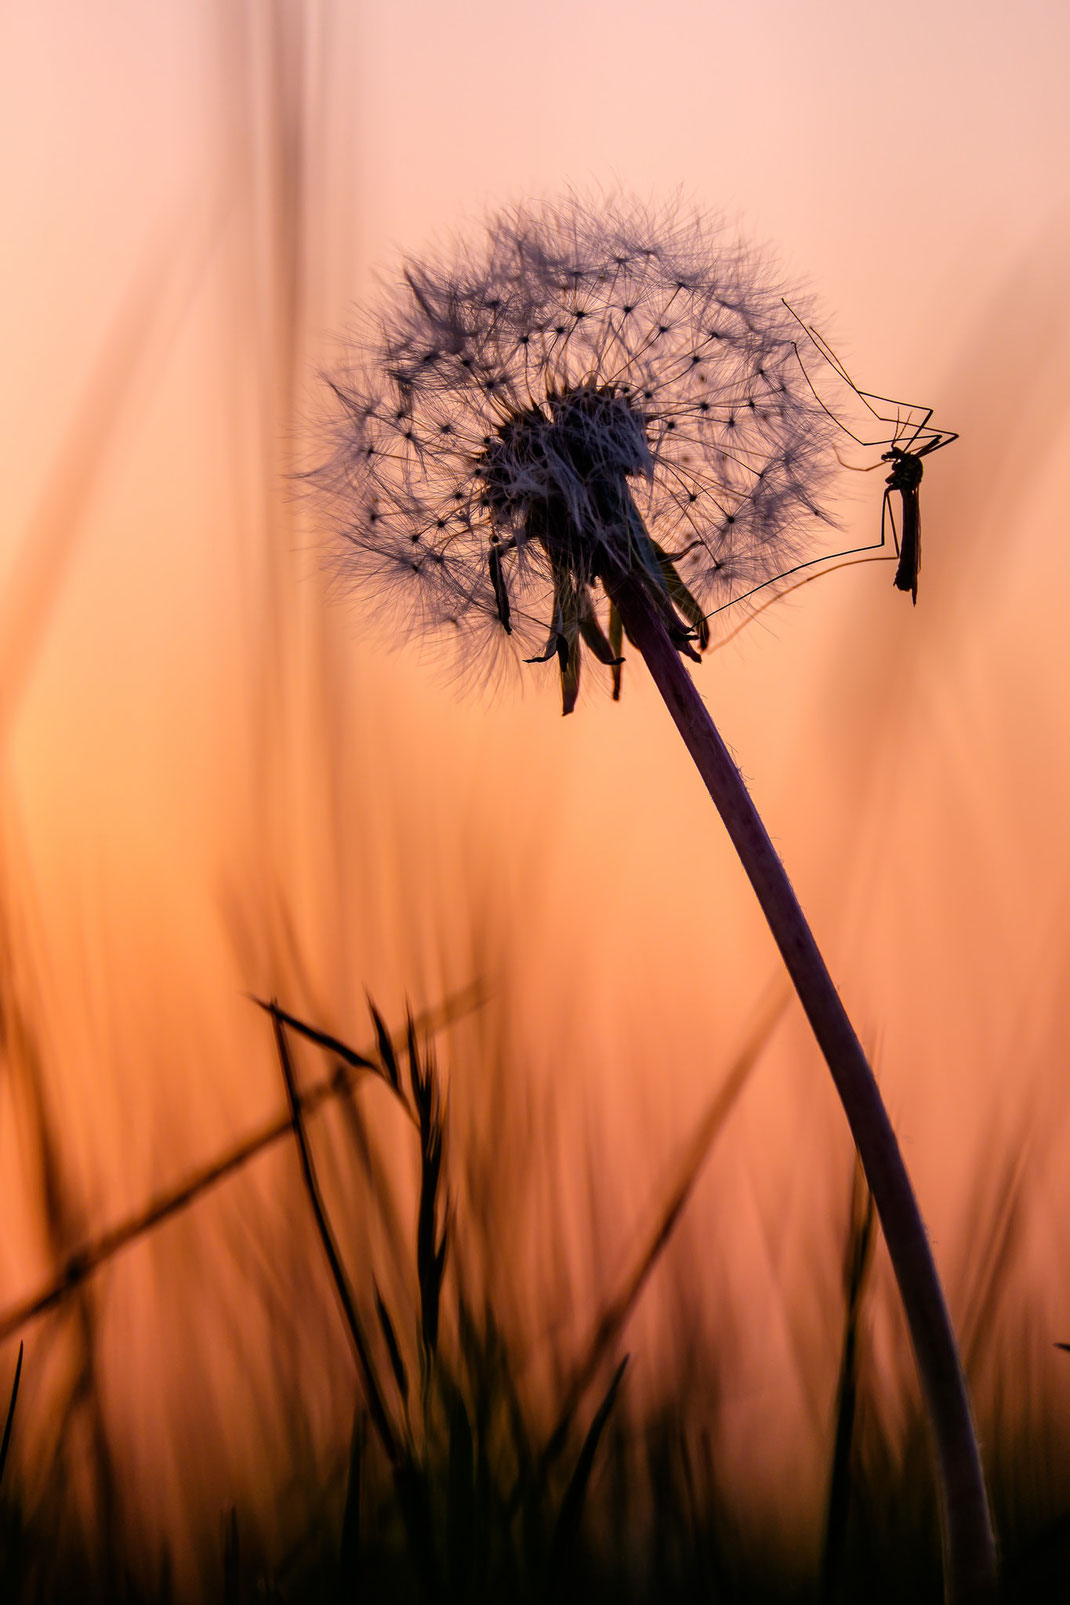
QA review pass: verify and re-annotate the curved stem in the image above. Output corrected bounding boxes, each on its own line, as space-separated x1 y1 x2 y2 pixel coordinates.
605 569 997 1605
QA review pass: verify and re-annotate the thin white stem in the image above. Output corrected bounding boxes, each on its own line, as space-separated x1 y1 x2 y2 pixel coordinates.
604 567 997 1605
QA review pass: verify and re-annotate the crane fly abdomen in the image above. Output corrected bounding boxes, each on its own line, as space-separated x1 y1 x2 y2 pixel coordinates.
891 487 921 603
885 446 925 605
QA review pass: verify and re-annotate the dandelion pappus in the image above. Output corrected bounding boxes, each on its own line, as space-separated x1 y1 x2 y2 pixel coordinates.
313 197 843 714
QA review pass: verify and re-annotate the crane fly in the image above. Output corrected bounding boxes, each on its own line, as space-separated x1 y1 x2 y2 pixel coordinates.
784 302 958 606
676 309 960 657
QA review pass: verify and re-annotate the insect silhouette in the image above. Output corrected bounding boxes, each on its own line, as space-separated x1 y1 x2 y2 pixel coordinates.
682 311 959 655
784 303 958 605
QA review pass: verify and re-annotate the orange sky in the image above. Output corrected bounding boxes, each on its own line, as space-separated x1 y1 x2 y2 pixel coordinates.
2 0 1070 1579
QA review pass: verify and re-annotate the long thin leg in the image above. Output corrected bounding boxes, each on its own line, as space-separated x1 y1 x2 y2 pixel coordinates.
709 550 899 655
884 485 902 560
792 337 941 453
702 493 900 653
694 473 905 651
783 303 956 462
784 302 941 442
699 516 893 629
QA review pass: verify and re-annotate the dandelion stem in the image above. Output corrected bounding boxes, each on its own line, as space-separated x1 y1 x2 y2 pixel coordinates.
604 566 997 1605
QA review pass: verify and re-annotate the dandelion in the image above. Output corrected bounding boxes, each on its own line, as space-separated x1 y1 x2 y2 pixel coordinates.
314 196 837 711
312 196 997 1602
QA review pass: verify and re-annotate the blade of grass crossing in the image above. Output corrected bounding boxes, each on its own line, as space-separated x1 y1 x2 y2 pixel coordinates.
548 1355 630 1584
337 1410 364 1605
821 1165 876 1601
0 1342 23 1487
272 1008 401 1468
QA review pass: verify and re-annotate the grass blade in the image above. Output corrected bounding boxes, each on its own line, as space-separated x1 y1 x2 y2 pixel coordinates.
548 1355 630 1582
273 1008 401 1468
374 1285 410 1407
820 1164 876 1600
445 1382 476 1603
337 1410 364 1604
223 1507 239 1605
367 997 401 1092
0 1341 23 1487
254 999 377 1072
536 984 786 1481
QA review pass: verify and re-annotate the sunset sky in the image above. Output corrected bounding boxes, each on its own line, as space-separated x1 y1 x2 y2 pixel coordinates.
2 0 1070 1577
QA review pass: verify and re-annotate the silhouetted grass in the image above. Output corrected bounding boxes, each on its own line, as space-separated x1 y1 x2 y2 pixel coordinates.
0 1344 22 1490
4 991 1070 1602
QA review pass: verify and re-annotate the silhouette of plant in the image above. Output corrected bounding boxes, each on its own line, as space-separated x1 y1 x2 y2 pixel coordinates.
311 195 837 711
312 194 996 1603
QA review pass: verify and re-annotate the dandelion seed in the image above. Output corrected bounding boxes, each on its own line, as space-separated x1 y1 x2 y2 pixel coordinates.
310 195 997 1602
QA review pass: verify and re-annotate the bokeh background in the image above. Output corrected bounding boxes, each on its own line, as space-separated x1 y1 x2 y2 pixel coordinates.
2 0 1070 1595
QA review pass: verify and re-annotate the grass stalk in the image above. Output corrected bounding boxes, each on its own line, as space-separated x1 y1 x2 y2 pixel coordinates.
0 1342 23 1489
272 1009 402 1468
533 984 787 1489
821 1165 876 1599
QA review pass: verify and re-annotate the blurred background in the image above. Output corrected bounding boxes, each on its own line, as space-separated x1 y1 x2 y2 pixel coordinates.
2 1 1069 1597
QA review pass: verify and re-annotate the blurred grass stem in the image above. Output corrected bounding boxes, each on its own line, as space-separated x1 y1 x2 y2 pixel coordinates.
0 984 483 1345
272 1009 402 1466
605 565 997 1605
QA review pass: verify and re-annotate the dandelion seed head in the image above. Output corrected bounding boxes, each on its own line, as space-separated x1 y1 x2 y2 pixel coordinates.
311 195 839 702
